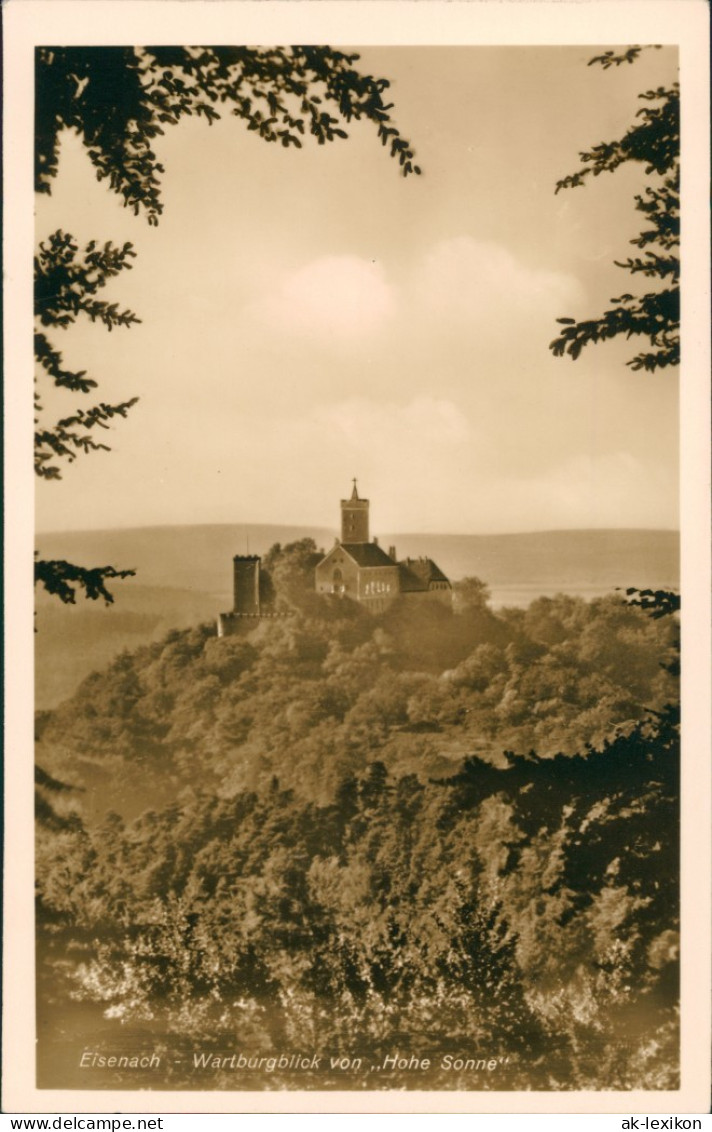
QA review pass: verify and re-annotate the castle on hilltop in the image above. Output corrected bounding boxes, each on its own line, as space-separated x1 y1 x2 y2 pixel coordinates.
217 481 451 635
314 480 451 614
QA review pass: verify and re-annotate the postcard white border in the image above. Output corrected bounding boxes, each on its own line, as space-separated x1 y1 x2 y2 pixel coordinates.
3 0 710 1115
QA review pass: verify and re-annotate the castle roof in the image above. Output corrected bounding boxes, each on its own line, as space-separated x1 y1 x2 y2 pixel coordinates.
398 557 451 591
341 542 397 569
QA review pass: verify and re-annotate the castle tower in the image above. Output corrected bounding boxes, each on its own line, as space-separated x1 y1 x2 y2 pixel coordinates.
233 555 261 617
341 479 369 544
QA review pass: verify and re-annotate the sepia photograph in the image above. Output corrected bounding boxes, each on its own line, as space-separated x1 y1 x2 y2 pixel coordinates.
3 0 710 1117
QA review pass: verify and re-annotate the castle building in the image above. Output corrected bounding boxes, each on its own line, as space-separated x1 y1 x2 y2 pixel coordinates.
314 481 451 614
217 482 452 633
217 555 283 637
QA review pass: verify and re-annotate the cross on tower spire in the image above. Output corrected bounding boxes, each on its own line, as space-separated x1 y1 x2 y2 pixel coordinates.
341 479 369 543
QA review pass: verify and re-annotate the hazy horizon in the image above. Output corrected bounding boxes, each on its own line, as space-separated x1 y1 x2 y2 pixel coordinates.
35 517 681 539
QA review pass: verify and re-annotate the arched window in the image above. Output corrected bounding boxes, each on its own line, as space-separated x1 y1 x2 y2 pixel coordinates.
333 568 343 583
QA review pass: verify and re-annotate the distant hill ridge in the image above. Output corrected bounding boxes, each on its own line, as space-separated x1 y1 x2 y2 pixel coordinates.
36 524 679 599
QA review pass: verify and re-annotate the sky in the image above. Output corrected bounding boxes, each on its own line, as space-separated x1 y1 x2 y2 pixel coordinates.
34 45 680 536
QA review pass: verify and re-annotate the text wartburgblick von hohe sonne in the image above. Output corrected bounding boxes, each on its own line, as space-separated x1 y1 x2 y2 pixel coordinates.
190 1050 509 1072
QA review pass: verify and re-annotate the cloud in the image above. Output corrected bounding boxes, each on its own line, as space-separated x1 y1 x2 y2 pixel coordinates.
170 395 477 531
243 255 396 341
315 396 472 448
237 237 583 371
411 236 584 338
191 405 677 533
482 451 678 531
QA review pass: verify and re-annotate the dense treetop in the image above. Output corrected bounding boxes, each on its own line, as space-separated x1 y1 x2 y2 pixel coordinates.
551 47 679 373
35 47 420 602
36 46 421 225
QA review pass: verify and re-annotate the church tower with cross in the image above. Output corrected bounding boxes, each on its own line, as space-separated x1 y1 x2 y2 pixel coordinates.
341 478 370 544
218 480 452 631
314 480 452 614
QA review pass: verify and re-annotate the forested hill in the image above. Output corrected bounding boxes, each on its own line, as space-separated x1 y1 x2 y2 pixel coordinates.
35 525 679 708
36 575 680 1091
37 582 679 822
